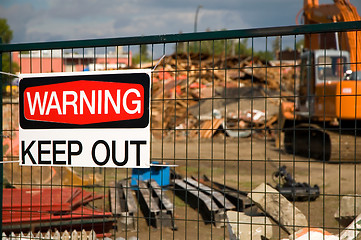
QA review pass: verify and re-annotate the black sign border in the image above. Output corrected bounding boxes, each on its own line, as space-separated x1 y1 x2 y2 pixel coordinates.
19 72 150 129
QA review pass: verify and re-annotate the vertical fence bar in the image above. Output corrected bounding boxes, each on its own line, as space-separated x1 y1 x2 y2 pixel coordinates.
0 37 3 239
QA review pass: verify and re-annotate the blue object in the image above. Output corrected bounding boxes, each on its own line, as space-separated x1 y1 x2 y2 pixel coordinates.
131 162 170 188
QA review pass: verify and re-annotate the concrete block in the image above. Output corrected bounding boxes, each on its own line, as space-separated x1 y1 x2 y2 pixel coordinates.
334 195 361 227
227 211 272 240
247 183 308 234
340 213 361 240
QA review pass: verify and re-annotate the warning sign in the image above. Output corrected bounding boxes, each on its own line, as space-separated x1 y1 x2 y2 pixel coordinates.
19 70 151 168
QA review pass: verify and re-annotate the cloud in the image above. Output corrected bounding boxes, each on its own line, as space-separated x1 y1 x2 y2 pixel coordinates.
1 0 291 43
0 3 39 43
2 0 361 44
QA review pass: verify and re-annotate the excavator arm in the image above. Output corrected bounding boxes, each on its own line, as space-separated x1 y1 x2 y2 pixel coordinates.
301 0 361 71
303 0 360 23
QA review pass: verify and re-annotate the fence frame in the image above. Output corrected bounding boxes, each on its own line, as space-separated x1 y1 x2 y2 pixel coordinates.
1 20 361 238
1 22 361 52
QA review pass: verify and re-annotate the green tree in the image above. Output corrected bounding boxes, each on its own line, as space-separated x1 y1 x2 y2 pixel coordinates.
296 39 304 51
174 29 274 61
0 19 13 44
0 18 19 85
186 39 243 56
132 44 151 66
255 50 274 62
234 38 252 56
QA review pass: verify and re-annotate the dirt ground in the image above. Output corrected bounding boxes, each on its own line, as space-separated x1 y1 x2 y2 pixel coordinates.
110 135 361 240
4 134 361 239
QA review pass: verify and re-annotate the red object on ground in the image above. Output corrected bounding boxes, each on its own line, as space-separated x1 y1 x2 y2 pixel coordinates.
3 188 103 212
2 187 114 234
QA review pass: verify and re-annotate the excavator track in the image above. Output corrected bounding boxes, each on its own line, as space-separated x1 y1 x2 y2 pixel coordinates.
284 123 361 162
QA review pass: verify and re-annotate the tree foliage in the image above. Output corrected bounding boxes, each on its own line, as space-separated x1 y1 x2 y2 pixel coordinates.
0 18 19 86
0 18 13 44
176 37 273 62
132 44 152 66
296 39 304 51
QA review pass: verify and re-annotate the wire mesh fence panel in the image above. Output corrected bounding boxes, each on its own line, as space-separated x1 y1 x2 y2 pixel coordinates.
1 21 361 240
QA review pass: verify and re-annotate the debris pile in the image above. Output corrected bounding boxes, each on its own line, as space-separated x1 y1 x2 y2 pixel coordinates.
171 173 359 239
247 183 361 240
146 53 297 139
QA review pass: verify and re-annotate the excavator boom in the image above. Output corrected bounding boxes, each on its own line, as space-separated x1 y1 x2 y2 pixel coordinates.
301 0 361 71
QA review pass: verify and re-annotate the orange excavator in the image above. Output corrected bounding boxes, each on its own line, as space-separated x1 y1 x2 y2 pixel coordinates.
280 0 361 161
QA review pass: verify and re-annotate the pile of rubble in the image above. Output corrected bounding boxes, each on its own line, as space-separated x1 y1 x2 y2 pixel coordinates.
236 183 361 240
111 166 361 240
145 53 297 139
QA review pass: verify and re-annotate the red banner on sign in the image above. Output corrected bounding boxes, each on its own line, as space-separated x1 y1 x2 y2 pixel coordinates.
23 80 144 125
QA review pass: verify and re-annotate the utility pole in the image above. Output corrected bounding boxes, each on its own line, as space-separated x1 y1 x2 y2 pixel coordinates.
194 5 203 32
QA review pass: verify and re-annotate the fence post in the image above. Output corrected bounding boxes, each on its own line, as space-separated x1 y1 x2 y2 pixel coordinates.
0 37 3 239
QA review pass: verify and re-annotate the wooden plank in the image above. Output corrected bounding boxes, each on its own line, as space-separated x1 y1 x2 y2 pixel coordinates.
120 179 137 213
149 179 173 212
200 118 224 138
185 178 235 211
109 183 121 216
137 180 161 228
148 179 177 230
174 179 224 227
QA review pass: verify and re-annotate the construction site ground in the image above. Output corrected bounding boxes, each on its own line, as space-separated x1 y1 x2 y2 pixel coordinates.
109 136 360 240
4 135 357 239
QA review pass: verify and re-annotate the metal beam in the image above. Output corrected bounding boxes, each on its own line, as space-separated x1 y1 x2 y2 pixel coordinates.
1 21 361 52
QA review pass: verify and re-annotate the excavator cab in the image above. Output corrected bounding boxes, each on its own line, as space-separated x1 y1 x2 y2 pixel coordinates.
297 49 350 119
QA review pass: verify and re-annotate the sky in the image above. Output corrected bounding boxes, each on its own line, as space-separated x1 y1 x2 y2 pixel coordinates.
1 0 361 44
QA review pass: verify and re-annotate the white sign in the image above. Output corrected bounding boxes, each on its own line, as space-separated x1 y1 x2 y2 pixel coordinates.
19 70 151 168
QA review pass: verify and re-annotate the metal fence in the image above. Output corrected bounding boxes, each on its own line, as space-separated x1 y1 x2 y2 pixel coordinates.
1 21 361 240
